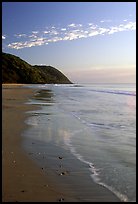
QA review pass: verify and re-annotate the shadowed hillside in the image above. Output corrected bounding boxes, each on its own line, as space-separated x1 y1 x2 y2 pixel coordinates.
2 52 72 84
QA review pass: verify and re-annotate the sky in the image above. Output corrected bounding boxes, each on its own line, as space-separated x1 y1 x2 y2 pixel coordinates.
2 2 136 83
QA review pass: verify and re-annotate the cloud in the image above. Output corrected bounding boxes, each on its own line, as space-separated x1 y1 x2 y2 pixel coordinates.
88 31 99 37
99 27 109 35
100 19 112 23
50 30 59 35
7 20 136 49
32 31 39 34
48 36 62 42
43 31 49 34
61 28 66 31
108 26 119 35
123 21 136 30
108 22 136 35
68 23 76 27
14 34 27 38
78 24 83 27
68 23 83 28
2 35 6 40
63 32 79 41
8 37 47 49
29 34 38 38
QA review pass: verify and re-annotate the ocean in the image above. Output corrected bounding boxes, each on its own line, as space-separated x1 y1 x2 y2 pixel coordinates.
23 83 136 202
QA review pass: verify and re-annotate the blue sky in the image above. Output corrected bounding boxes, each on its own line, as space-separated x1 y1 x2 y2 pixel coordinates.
2 2 136 83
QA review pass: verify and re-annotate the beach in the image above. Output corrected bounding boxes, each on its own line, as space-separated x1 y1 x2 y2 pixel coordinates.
3 84 133 202
2 84 68 202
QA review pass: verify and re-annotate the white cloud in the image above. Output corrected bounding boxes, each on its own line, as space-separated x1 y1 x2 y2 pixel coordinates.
108 22 136 35
7 20 136 49
32 31 39 34
61 28 66 31
43 31 49 34
123 22 136 30
63 32 78 41
49 36 63 42
100 19 112 23
2 35 6 40
99 28 109 35
108 26 118 35
29 34 38 38
14 34 27 38
84 31 89 34
63 29 87 41
68 23 83 28
72 29 80 33
88 31 99 37
68 23 76 28
8 37 47 49
50 30 59 35
89 25 98 30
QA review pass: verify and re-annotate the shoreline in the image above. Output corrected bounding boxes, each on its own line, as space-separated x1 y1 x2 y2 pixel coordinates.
2 84 121 202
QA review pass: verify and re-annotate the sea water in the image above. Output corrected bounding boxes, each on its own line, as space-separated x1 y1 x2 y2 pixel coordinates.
24 83 136 202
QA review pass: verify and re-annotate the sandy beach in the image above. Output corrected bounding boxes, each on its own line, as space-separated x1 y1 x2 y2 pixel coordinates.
2 84 68 202
2 84 121 202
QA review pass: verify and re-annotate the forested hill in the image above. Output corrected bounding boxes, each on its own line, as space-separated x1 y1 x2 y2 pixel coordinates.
2 52 72 84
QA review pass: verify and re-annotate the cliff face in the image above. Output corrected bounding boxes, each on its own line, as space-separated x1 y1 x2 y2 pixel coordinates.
2 52 72 84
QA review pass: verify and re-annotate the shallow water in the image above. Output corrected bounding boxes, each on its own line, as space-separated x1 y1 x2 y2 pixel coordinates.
23 83 136 202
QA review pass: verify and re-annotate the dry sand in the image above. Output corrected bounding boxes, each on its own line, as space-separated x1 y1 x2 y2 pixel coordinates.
2 84 66 202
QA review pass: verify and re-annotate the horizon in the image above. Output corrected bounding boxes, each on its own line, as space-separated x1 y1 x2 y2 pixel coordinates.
2 2 136 83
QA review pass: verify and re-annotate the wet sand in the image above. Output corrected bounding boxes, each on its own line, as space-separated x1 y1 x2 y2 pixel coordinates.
2 84 68 202
2 84 121 202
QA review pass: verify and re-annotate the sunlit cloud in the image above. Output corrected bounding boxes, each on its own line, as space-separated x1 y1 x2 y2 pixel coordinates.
7 20 136 49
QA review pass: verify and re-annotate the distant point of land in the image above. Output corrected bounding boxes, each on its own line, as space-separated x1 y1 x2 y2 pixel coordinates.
2 52 72 84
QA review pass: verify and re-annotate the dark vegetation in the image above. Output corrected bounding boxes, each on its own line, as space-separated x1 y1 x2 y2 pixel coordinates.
2 52 72 84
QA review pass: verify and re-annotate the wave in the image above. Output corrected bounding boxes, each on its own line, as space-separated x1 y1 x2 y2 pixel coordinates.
53 84 135 96
64 132 128 202
90 89 136 96
71 112 126 131
53 84 136 96
25 84 135 96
